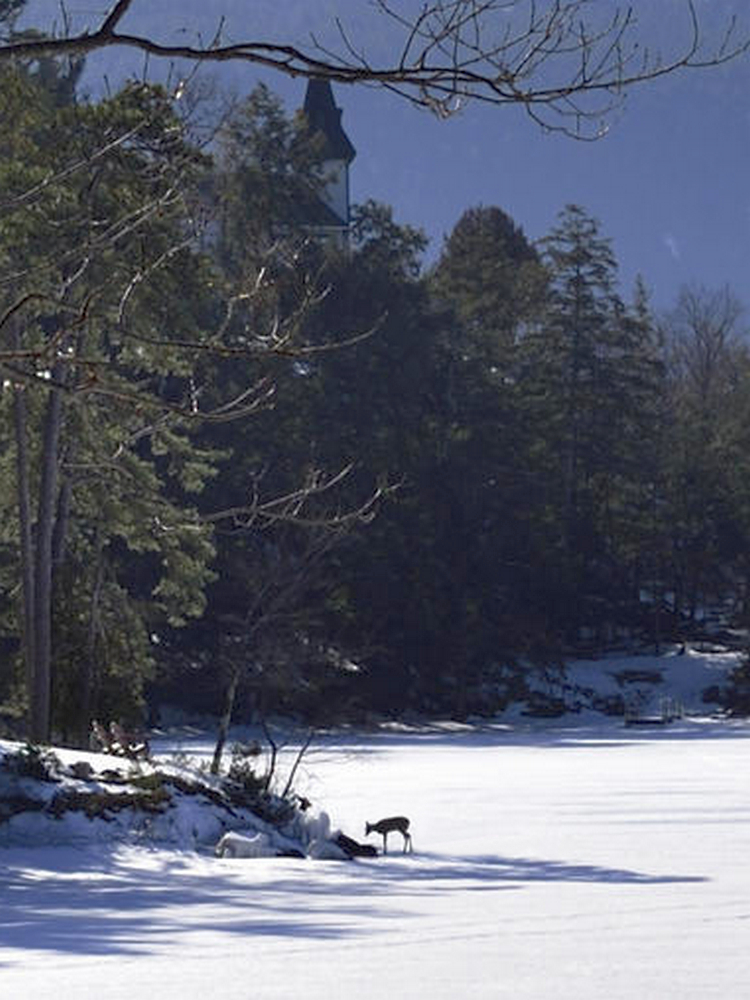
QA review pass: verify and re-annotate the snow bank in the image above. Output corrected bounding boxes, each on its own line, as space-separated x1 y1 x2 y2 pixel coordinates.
0 740 355 862
513 646 740 719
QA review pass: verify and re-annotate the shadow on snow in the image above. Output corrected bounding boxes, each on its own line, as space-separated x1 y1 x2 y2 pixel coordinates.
149 718 750 773
0 848 365 959
307 718 750 754
0 845 707 961
370 852 708 889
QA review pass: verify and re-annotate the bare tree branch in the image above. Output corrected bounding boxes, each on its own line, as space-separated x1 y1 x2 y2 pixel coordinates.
203 464 394 531
98 0 134 35
2 1 747 136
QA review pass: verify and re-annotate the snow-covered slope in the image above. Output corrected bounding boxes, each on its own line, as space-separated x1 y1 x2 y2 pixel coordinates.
514 646 740 720
0 740 335 855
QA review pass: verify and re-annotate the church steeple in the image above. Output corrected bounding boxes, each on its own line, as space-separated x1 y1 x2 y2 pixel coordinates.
302 79 355 238
303 79 356 165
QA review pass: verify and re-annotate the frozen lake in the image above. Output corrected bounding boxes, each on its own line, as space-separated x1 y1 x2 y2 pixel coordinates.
2 719 750 999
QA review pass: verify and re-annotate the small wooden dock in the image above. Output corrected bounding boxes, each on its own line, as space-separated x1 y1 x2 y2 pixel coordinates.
624 697 684 727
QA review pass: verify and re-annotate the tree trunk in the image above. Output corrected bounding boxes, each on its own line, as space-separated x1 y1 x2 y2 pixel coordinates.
52 463 73 568
31 378 64 742
211 661 241 775
81 531 106 743
13 378 36 731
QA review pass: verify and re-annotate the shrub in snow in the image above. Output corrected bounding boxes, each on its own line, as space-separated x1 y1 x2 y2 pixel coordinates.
721 655 750 715
0 739 334 854
3 743 62 782
221 745 300 828
227 750 267 796
67 760 95 781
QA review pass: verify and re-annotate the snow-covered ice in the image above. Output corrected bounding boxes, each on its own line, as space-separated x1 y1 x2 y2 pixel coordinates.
2 712 750 999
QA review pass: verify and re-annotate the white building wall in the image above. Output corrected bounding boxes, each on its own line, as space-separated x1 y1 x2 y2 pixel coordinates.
321 159 349 224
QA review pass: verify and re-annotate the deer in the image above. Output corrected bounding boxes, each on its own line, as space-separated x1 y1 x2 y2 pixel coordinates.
365 816 412 854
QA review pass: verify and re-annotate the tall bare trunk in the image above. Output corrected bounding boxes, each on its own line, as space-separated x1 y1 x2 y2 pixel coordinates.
52 467 72 569
31 378 64 742
13 380 36 728
81 532 106 741
211 661 241 775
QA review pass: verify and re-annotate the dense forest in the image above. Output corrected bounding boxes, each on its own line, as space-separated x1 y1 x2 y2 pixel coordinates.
1 37 749 742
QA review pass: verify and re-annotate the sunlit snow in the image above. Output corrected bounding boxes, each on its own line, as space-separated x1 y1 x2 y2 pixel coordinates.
2 651 750 999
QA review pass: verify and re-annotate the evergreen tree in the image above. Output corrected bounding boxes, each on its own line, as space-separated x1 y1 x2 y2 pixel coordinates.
519 205 665 644
289 203 550 713
431 205 546 366
426 205 556 668
212 83 324 278
162 103 392 742
0 69 220 740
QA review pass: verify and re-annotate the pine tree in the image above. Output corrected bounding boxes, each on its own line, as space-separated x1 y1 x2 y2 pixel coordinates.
290 203 552 712
0 69 220 740
430 205 546 366
519 205 666 644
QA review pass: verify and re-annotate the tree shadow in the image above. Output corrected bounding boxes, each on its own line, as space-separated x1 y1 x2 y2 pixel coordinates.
149 716 750 771
307 717 750 754
0 848 369 959
367 852 708 888
0 842 708 963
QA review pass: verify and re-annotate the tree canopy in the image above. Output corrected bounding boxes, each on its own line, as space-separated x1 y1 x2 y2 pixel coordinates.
1 40 750 740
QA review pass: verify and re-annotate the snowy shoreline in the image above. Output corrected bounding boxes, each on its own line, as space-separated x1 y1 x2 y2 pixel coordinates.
3 717 750 999
3 648 750 998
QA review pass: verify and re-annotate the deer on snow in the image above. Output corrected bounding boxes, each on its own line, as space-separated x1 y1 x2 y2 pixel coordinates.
365 816 412 854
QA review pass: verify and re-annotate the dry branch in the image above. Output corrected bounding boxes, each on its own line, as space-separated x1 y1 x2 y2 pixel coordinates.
1 1 747 136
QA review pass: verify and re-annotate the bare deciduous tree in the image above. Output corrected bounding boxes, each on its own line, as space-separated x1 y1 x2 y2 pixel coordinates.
208 471 389 774
666 285 748 417
1 1 748 137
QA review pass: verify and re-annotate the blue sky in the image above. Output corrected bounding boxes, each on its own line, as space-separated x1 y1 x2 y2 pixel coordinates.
21 0 750 312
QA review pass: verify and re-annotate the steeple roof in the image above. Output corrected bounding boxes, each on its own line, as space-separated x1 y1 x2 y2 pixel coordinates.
303 79 356 164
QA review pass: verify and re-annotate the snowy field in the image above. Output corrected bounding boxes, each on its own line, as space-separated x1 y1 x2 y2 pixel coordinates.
2 716 750 1000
